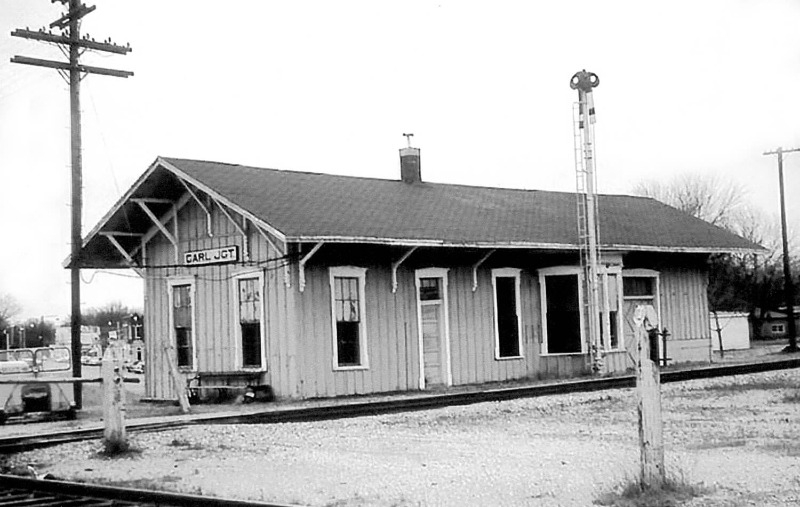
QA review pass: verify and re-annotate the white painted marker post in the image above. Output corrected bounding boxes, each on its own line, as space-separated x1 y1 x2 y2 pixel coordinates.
101 344 127 451
634 304 665 489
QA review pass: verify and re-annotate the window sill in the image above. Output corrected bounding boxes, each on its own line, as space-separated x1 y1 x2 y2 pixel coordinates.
540 352 586 357
333 365 369 372
495 355 525 361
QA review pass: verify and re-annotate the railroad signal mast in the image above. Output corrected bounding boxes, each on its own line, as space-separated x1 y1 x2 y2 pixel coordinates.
570 70 604 373
11 0 133 408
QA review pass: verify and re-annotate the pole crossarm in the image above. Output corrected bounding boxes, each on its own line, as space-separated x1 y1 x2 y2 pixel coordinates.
50 3 96 29
11 55 133 78
11 29 131 54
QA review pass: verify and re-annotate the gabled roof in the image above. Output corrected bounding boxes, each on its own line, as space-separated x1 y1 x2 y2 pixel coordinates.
73 156 763 268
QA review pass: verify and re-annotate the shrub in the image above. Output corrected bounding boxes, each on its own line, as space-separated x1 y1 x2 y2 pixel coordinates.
595 473 709 507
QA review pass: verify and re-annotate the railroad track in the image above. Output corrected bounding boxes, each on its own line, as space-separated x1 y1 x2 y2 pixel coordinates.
0 473 295 507
1 357 798 455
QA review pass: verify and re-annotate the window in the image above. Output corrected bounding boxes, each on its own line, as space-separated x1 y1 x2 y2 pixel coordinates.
623 277 654 298
329 267 368 369
492 268 523 359
771 324 785 334
600 270 623 351
235 273 265 369
169 281 195 369
540 271 583 354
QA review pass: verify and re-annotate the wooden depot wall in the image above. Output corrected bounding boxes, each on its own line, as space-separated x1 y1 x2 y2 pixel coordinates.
140 197 714 401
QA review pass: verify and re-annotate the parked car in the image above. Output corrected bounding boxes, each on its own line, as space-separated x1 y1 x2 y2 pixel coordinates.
127 361 144 374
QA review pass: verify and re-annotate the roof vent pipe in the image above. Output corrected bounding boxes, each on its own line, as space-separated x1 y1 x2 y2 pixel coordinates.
399 133 421 184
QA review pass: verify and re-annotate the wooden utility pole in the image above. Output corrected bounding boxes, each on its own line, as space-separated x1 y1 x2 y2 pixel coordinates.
763 147 798 352
11 0 133 408
634 305 665 489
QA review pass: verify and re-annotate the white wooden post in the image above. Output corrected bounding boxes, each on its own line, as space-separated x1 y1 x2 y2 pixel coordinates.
634 304 665 489
101 344 127 450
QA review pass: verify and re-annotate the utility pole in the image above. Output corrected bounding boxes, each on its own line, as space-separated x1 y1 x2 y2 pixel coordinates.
11 0 132 408
763 147 798 352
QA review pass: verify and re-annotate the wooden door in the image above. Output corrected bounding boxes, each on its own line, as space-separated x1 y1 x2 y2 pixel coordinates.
418 276 447 389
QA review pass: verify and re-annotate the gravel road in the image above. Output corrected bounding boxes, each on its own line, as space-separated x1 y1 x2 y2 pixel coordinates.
4 368 800 506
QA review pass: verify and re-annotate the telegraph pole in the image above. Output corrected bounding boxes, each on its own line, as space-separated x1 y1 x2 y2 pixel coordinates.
763 147 798 352
11 0 132 408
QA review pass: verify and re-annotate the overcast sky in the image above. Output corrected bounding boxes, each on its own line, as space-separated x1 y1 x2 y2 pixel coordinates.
1 0 799 321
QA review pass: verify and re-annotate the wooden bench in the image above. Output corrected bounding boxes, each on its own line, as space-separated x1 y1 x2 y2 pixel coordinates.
187 371 272 403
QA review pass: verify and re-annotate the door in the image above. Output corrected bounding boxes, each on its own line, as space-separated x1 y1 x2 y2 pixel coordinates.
416 270 450 389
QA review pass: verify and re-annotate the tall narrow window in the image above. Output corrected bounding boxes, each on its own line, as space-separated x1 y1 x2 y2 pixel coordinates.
237 276 263 368
545 274 582 354
600 271 622 350
539 267 584 355
330 267 368 369
172 284 194 368
492 268 523 359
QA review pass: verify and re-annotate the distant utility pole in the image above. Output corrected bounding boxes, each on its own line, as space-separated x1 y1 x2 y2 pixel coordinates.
763 147 798 353
11 0 132 408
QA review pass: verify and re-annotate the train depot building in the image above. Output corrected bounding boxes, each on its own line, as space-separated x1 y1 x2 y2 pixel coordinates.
71 152 759 401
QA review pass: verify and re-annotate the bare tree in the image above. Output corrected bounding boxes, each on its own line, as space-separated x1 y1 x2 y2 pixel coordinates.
631 175 798 319
632 173 747 228
0 293 22 329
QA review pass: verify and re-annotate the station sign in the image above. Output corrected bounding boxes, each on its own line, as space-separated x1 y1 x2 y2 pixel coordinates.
184 245 239 266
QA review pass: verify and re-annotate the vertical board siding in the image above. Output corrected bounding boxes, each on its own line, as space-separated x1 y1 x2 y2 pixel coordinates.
144 198 295 399
658 266 711 364
660 267 711 344
146 207 716 400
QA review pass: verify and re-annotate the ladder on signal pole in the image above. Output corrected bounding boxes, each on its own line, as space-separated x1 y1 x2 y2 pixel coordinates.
571 70 603 373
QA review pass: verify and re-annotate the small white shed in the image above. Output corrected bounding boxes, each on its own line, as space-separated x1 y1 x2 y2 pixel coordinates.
709 312 751 351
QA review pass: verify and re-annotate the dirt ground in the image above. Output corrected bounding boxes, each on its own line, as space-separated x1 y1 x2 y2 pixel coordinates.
4 364 800 507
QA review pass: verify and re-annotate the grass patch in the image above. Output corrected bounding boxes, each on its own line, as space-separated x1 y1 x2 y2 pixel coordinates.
595 474 710 507
693 438 748 450
97 439 142 458
701 379 789 394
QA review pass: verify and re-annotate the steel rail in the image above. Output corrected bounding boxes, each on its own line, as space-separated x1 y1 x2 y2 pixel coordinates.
0 474 297 507
1 357 798 455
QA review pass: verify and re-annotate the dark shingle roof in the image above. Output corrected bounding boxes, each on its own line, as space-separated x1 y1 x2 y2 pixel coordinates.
161 157 759 252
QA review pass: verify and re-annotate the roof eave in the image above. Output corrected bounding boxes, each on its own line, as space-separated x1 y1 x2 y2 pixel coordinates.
286 236 763 254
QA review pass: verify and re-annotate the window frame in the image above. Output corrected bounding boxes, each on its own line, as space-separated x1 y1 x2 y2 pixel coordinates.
538 266 586 356
491 268 524 360
231 270 267 371
167 276 197 372
329 266 369 371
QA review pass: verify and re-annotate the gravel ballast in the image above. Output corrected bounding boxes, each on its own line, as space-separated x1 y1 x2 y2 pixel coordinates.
4 368 800 506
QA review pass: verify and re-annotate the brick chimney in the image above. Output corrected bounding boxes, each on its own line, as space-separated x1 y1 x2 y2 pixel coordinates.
399 132 421 184
399 147 421 183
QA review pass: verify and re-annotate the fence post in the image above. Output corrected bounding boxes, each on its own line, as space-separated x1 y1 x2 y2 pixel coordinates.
101 344 127 452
